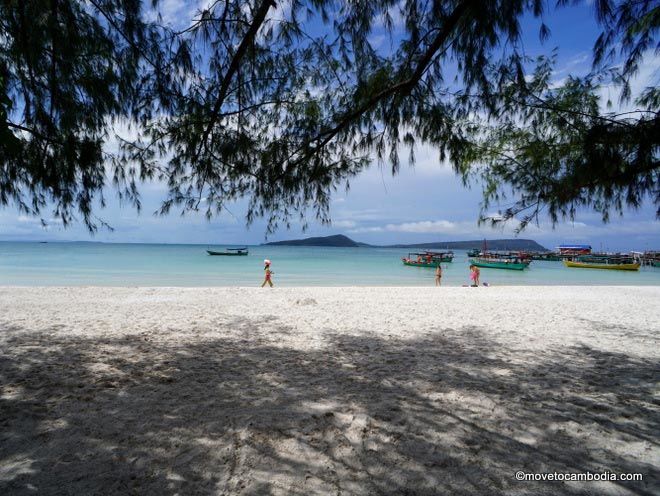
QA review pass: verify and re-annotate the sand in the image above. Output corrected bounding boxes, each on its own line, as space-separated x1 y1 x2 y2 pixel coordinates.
0 286 658 495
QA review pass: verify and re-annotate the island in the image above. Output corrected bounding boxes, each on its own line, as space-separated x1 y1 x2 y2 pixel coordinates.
263 234 368 247
263 235 547 251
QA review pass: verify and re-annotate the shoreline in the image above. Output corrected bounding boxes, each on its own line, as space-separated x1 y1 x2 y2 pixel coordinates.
1 286 658 494
0 283 658 288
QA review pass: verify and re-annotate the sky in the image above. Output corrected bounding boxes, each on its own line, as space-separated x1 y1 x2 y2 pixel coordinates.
1 0 658 251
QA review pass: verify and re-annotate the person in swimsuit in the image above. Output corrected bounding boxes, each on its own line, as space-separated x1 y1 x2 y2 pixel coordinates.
435 265 442 286
469 265 478 287
261 259 274 287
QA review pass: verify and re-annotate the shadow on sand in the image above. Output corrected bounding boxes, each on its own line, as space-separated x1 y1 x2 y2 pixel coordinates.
0 317 658 495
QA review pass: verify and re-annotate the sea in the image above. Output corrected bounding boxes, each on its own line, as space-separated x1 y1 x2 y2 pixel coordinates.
1 241 659 287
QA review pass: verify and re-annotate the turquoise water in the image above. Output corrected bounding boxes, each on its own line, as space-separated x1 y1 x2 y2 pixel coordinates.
1 242 659 286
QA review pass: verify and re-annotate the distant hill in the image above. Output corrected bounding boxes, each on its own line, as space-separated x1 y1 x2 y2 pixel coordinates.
263 234 369 247
263 235 547 251
385 239 548 251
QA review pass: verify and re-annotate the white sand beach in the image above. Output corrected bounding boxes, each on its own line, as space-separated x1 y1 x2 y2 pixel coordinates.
0 286 658 495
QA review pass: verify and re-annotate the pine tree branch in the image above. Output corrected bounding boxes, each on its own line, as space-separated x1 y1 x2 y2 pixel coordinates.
195 0 277 158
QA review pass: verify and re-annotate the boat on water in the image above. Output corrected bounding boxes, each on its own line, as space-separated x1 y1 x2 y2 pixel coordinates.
470 256 528 270
530 252 563 261
469 252 530 270
402 251 454 267
563 253 640 271
503 251 532 264
207 247 249 256
466 248 480 257
639 251 660 267
563 260 640 271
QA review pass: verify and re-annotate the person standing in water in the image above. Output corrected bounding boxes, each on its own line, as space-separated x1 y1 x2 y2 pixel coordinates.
435 264 442 286
261 259 274 287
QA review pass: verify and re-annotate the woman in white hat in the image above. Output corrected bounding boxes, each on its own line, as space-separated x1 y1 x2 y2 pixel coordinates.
261 259 274 287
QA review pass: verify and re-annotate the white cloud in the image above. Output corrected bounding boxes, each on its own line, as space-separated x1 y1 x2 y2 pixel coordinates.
349 219 465 235
145 0 216 30
592 50 659 113
386 220 457 233
332 220 357 229
17 215 39 223
346 216 660 242
333 208 393 222
368 34 387 50
374 1 405 30
348 226 384 233
553 52 590 79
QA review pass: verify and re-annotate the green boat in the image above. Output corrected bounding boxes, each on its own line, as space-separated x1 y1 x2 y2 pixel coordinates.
530 252 562 261
402 251 453 267
467 248 480 257
469 257 528 270
652 260 660 268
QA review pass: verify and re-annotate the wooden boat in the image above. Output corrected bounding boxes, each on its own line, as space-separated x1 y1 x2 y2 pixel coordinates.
402 251 453 267
470 257 527 270
563 260 640 271
207 247 248 256
640 251 660 267
502 251 532 265
530 252 562 261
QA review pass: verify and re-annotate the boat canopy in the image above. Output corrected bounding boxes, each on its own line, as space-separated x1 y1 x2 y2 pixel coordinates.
227 247 248 251
558 244 591 250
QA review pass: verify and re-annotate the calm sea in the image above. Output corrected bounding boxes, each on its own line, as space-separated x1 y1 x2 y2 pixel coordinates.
1 242 659 287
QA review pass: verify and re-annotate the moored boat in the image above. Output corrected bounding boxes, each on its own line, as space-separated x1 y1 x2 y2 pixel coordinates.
530 252 563 261
639 251 660 267
402 251 453 267
470 257 528 270
563 260 640 271
207 247 249 256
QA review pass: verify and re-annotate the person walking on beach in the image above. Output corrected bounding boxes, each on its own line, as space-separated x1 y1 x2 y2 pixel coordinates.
469 265 480 287
435 265 442 286
261 259 274 287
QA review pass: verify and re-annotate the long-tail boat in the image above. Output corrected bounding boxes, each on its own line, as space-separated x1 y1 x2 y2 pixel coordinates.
402 251 454 267
563 260 640 271
530 252 563 261
469 252 530 270
563 254 640 271
207 247 249 256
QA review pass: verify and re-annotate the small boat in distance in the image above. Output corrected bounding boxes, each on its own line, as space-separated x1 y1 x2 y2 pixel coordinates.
207 247 249 256
402 251 454 267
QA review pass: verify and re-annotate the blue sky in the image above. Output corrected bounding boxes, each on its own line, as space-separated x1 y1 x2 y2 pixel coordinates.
1 0 658 251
